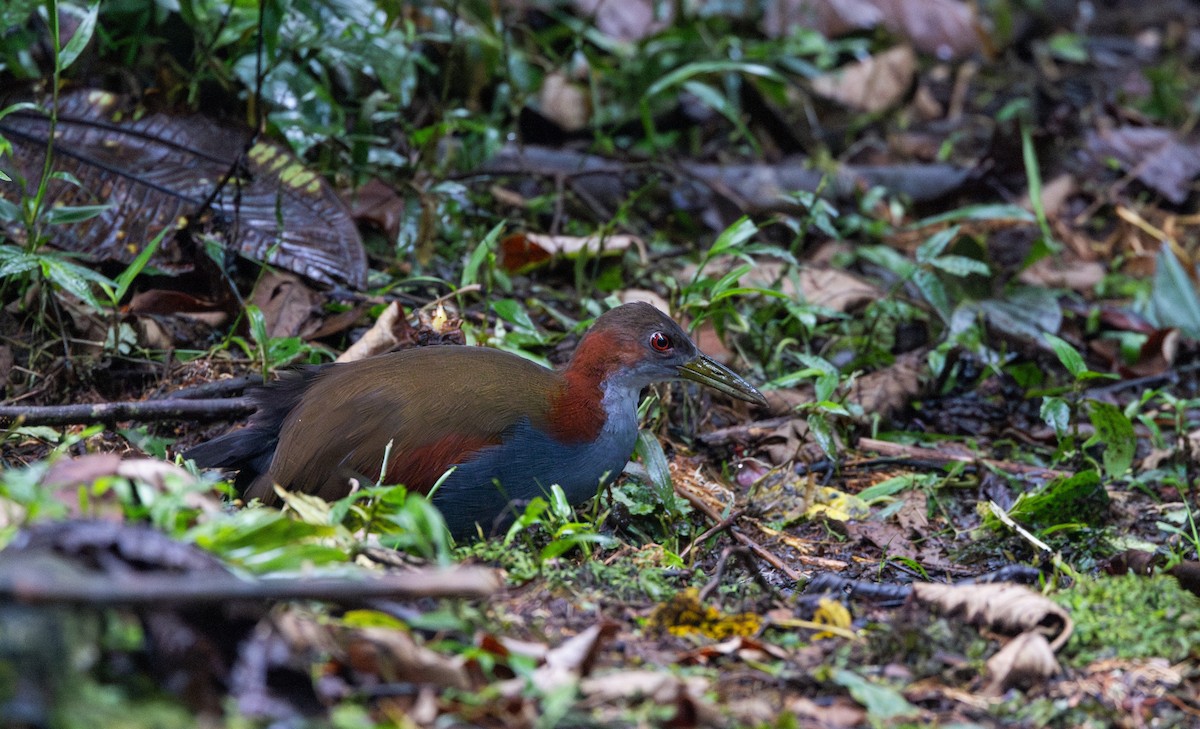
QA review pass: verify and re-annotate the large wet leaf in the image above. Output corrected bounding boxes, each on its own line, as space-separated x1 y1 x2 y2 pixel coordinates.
0 90 366 288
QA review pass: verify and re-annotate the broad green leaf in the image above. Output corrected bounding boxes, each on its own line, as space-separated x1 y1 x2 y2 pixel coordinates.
708 217 757 258
41 203 110 225
807 412 837 457
1040 396 1071 437
58 2 100 70
1087 401 1135 479
1150 246 1200 339
1043 332 1087 379
913 268 950 321
833 669 919 721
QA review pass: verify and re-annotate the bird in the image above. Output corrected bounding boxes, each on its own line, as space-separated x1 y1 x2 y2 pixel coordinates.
185 302 766 540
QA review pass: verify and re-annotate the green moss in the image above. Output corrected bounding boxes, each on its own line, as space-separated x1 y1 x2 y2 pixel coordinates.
1054 573 1200 666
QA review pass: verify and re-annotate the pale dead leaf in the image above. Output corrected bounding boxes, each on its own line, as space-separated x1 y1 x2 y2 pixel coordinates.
539 72 591 131
763 0 882 39
338 301 407 363
912 582 1073 650
1018 255 1106 291
618 289 671 313
573 0 673 42
531 622 617 693
871 0 981 60
580 670 717 718
982 631 1061 695
811 45 916 113
794 267 882 312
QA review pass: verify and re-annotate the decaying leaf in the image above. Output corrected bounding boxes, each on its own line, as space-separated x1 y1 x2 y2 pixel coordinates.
911 581 1073 651
498 231 643 273
982 631 1061 695
0 90 366 288
1086 125 1200 205
811 45 917 113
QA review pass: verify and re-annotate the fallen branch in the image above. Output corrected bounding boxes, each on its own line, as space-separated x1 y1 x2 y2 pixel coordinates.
0 553 503 605
0 397 255 426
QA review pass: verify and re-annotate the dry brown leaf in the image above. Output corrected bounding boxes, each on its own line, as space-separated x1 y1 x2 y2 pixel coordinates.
982 631 1061 695
1086 125 1200 205
811 45 917 113
249 270 323 340
912 582 1073 651
871 0 981 60
846 347 930 422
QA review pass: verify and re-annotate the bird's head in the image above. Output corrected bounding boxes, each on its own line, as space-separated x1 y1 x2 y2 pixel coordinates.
567 302 767 405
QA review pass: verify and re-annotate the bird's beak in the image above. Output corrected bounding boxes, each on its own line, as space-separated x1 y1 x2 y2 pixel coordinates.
678 353 768 406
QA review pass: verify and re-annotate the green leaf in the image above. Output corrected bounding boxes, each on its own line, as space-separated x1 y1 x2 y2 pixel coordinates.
707 217 757 258
909 204 1035 228
635 430 675 507
646 60 784 98
461 222 504 288
1040 396 1071 437
41 257 112 308
709 263 752 298
912 268 950 321
832 669 919 721
915 225 959 263
927 254 989 278
41 203 110 225
857 245 916 278
857 475 933 503
806 412 837 457
1087 401 1135 479
112 224 170 303
1043 332 1088 379
1150 245 1200 338
58 2 100 70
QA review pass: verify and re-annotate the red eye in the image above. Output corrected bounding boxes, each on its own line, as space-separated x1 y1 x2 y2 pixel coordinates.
649 331 671 352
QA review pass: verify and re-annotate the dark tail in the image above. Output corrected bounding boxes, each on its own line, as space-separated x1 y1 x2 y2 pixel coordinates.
183 367 325 490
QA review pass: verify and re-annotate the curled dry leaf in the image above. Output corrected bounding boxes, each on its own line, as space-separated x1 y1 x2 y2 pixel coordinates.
338 301 409 363
911 582 1073 651
982 631 1061 695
